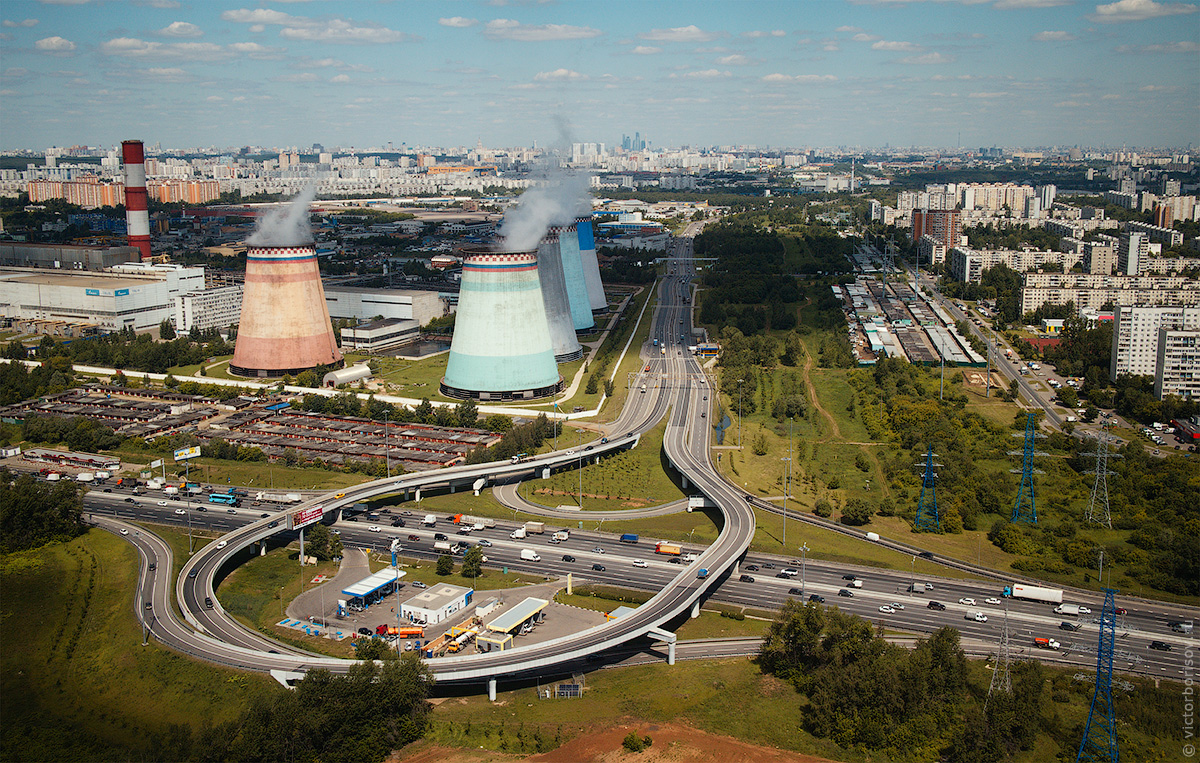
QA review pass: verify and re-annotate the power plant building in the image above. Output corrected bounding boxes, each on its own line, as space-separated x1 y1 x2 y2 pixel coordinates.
230 244 343 377
535 231 584 362
553 222 595 332
441 248 563 401
576 215 607 313
174 285 242 334
0 242 140 272
323 286 446 326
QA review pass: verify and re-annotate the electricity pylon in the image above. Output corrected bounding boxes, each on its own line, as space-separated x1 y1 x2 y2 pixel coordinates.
986 604 1012 708
1082 428 1121 529
914 445 942 532
1076 588 1120 763
1009 412 1046 523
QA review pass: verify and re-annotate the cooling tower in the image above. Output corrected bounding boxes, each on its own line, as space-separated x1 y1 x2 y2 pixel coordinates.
441 248 564 401
575 214 607 313
121 140 151 260
554 223 594 332
229 244 343 377
536 230 584 362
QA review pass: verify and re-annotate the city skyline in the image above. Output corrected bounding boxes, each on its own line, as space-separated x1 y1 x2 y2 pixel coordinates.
1 0 1198 152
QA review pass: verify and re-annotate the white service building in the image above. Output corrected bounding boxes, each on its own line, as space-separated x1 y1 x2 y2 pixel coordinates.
323 286 445 326
174 285 243 333
400 583 473 626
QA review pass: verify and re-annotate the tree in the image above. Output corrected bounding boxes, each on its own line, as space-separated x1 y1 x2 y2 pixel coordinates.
0 469 87 552
305 524 343 561
841 498 875 526
159 318 176 340
354 636 396 661
455 398 478 428
460 545 484 579
436 554 454 576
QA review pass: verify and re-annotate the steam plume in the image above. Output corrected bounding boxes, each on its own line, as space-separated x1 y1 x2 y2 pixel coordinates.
246 183 316 246
497 170 590 251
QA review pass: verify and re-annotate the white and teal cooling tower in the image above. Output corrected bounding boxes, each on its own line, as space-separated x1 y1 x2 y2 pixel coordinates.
536 230 584 361
575 214 607 313
553 222 595 333
440 248 564 401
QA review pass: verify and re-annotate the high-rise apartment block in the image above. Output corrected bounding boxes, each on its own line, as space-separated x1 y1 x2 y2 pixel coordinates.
912 209 962 251
1110 305 1200 381
1155 327 1200 400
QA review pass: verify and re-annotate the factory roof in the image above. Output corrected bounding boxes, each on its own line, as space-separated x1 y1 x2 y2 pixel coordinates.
0 269 159 289
486 597 549 633
403 583 472 612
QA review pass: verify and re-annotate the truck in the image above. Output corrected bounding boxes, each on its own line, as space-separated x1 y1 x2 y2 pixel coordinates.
76 472 95 483
1054 604 1082 616
164 486 180 496
553 529 570 541
94 470 110 482
423 514 437 526
640 383 646 393
459 514 496 529
520 549 541 562
510 527 527 540
907 583 928 594
655 541 682 556
433 541 453 553
1033 637 1061 650
1003 583 1064 604
256 491 302 504
509 453 526 464
524 521 545 534
45 473 61 482
1170 621 1193 634
147 478 164 490
619 533 639 544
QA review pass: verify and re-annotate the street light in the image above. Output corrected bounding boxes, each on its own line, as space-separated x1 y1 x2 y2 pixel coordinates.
737 379 744 449
800 543 809 598
780 456 791 547
384 409 390 479
910 555 916 598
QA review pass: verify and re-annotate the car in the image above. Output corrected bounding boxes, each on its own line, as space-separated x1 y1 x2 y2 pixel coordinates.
668 557 682 564
592 546 605 554
633 559 648 568
592 563 606 572
331 529 340 535
204 597 213 609
739 574 755 583
562 554 576 562
434 533 448 541
408 534 420 541
927 601 946 611
985 597 1002 606
838 589 854 597
157 501 167 506
334 493 345 499
970 612 989 623
959 597 976 606
584 445 593 451
268 521 279 528
1060 621 1081 631
879 605 896 614
368 525 381 532
809 594 826 603
1149 641 1172 651
391 519 405 527
1115 607 1128 615
216 540 227 549
786 587 803 595
889 602 905 610
103 488 112 493
1078 606 1092 615
412 581 427 589
478 539 492 547
195 506 206 512
745 564 759 572
444 515 455 522
120 528 129 536
761 562 775 569
703 395 708 400
174 508 186 515
148 562 156 571
547 537 560 544
776 571 792 579
918 551 934 559
227 508 237 514
145 601 153 610
259 513 269 518
842 574 857 581
187 570 197 579
457 527 472 535
780 568 798 576
124 497 135 503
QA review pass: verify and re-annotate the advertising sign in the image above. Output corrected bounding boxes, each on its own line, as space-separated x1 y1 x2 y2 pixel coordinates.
86 288 100 296
150 459 163 468
114 289 129 297
289 505 325 531
173 446 201 462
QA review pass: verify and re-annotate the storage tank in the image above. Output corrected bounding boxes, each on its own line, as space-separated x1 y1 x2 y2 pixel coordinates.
534 230 584 361
441 248 564 401
230 243 343 377
552 222 594 332
575 214 606 313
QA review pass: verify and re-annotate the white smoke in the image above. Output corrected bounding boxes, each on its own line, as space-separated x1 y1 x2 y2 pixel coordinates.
497 170 591 251
246 184 316 246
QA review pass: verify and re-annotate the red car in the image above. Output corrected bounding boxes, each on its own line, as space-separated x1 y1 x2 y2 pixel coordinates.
407 534 420 541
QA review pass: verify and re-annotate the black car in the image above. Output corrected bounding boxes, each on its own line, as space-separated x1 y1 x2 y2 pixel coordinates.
259 513 269 518
776 572 791 578
786 587 803 596
204 597 213 609
918 551 934 560
391 519 405 527
187 570 197 579
745 564 759 572
842 574 857 581
1149 641 1172 651
927 601 946 611
103 488 112 493
434 533 448 541
456 528 471 535
357 627 373 636
1060 621 1081 631
592 563 606 571
148 562 156 572
267 521 279 528
562 554 575 562
838 589 854 597
809 594 826 603
124 497 135 503
739 574 755 583
144 601 152 610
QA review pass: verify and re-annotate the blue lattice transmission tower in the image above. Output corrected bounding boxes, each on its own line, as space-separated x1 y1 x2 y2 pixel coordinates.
914 445 942 532
1009 413 1046 524
1076 588 1120 763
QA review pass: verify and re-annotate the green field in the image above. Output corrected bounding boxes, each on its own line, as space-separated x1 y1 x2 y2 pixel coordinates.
0 531 279 760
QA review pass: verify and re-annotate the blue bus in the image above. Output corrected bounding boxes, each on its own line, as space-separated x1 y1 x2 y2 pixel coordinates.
208 493 239 506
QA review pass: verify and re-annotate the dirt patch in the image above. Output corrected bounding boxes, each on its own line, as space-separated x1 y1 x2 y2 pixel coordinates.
527 721 840 763
390 742 522 763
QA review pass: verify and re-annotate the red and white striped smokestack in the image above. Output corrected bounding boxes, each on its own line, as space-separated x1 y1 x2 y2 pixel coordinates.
121 140 151 260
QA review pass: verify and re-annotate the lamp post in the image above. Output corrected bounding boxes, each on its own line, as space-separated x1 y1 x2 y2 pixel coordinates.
737 379 744 449
780 456 791 547
578 450 584 510
384 409 390 479
910 555 916 598
800 543 809 598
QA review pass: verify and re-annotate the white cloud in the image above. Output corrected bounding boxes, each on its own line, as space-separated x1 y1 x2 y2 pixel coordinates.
631 45 661 54
330 74 350 83
3 19 38 28
100 37 283 61
1090 0 1198 22
484 19 601 41
439 16 478 28
1118 39 1200 51
135 0 182 7
227 41 285 59
1102 93 1122 99
716 54 751 65
640 25 718 43
159 21 202 38
222 8 413 44
872 40 921 51
143 67 191 82
898 52 956 64
835 25 862 32
969 91 1010 97
852 33 882 42
35 36 76 52
677 69 730 79
1054 100 1086 107
742 29 785 38
1032 30 1078 40
994 0 1072 7
533 68 587 81
762 73 837 83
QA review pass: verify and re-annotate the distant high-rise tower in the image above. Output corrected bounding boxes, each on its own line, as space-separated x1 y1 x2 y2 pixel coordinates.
441 248 563 401
230 244 343 377
121 140 152 260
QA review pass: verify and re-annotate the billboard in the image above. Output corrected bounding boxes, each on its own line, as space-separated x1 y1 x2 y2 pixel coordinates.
150 459 163 468
289 505 325 531
173 446 201 462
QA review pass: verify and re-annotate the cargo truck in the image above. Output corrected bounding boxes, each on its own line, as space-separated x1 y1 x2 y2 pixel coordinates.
553 530 570 541
1003 583 1063 604
619 533 639 544
510 527 527 540
94 470 110 482
76 472 94 483
1054 604 1082 616
524 521 545 534
458 514 496 529
256 491 302 504
433 541 453 553
907 583 928 593
164 486 179 496
423 514 437 526
520 549 541 562
1033 637 1061 650
655 541 682 556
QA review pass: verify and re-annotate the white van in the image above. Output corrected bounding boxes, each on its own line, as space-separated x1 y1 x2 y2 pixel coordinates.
520 549 541 562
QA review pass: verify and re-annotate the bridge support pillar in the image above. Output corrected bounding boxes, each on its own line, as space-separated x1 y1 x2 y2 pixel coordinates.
542 468 550 480
732 559 738 576
488 678 497 702
450 484 456 494
414 488 421 502
681 475 689 489
648 627 677 666
691 601 700 619
259 543 266 556
668 641 676 665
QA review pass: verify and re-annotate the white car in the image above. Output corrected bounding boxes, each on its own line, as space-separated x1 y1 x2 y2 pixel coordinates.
368 525 381 533
633 559 648 568
959 597 976 606
120 528 129 536
1078 606 1092 615
879 605 896 614
973 612 989 622
592 546 605 554
478 539 492 547
412 581 427 589
985 597 1002 605
216 540 227 549
174 508 186 515
889 602 905 610
157 501 167 506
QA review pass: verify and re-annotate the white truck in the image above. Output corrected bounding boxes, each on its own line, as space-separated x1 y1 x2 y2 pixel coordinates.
1005 584 1064 604
1054 604 1082 616
510 527 527 540
164 486 180 496
525 521 545 534
94 470 110 482
520 549 541 562
423 514 437 527
147 478 164 491
256 491 302 504
433 541 453 553
460 514 496 529
76 472 95 483
553 529 570 541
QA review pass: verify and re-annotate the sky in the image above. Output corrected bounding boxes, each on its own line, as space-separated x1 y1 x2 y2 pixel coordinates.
1 0 1197 153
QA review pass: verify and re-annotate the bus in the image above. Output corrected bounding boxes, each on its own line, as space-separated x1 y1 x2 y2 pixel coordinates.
208 493 240 506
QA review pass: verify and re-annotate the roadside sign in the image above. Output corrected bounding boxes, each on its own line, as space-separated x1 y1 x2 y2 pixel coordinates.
150 459 163 468
173 446 201 462
289 505 324 531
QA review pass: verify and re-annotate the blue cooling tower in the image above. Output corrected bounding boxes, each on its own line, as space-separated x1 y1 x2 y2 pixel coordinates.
440 249 564 401
536 230 584 361
575 215 606 313
553 223 594 332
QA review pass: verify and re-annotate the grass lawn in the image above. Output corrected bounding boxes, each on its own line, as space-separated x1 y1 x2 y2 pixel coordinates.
0 531 279 760
100 453 373 491
673 610 771 640
361 351 452 402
